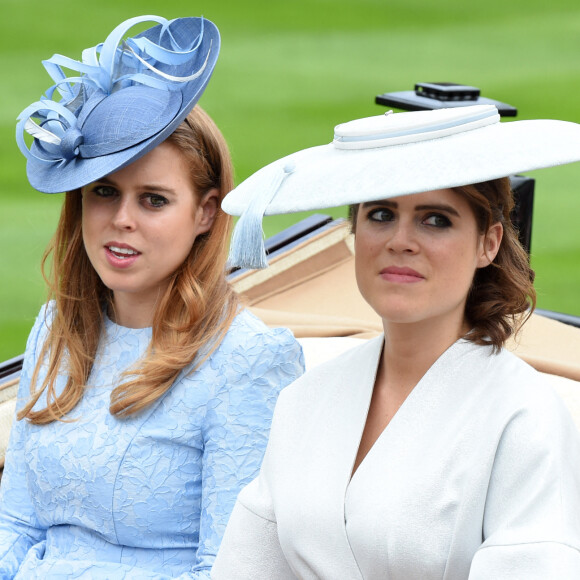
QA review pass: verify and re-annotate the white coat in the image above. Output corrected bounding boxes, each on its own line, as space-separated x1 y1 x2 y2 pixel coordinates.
213 336 580 579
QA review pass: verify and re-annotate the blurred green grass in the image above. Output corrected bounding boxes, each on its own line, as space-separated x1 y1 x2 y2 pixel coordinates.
1 0 580 361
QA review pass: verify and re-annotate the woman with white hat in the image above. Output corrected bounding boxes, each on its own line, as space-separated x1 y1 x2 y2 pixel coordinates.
213 105 580 578
0 16 303 578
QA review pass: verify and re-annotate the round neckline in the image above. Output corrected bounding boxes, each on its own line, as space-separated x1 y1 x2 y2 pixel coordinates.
104 312 153 337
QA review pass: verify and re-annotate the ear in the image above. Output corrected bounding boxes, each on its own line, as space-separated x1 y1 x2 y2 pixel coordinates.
477 222 503 268
195 188 219 235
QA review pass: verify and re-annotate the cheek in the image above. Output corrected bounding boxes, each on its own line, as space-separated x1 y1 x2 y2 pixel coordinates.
80 206 94 243
152 213 199 255
354 229 380 259
354 234 379 295
81 203 111 255
354 237 369 273
436 242 480 287
81 199 104 229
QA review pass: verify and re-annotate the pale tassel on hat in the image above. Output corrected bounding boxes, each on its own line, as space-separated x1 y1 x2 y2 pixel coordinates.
228 159 296 270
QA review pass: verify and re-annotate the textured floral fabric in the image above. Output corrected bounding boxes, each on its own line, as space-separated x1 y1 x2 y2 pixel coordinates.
0 303 304 579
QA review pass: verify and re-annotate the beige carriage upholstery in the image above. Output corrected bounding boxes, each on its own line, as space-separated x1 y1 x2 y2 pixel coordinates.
2 219 580 475
230 219 580 432
0 379 17 473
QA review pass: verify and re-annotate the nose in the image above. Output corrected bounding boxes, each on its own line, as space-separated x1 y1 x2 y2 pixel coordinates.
112 197 137 231
385 220 419 254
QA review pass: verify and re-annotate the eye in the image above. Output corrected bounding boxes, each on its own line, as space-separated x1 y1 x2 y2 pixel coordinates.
367 208 394 223
92 185 117 198
423 213 452 228
144 194 169 209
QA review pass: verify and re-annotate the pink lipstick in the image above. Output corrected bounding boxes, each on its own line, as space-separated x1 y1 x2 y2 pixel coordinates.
104 242 141 269
380 266 424 284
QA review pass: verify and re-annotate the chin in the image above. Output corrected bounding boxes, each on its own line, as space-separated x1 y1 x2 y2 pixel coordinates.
368 297 416 318
99 276 139 296
383 315 424 325
374 308 422 325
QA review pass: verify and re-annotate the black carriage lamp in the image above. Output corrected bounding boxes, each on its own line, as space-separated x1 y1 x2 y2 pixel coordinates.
376 82 518 116
375 83 533 255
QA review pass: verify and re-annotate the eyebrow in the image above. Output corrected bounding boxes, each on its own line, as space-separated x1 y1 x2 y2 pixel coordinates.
361 200 460 217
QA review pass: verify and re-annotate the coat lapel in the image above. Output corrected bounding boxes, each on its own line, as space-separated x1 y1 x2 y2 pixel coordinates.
268 335 384 578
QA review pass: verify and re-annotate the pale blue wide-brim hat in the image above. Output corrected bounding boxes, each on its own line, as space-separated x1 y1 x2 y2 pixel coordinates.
223 105 580 269
16 15 220 193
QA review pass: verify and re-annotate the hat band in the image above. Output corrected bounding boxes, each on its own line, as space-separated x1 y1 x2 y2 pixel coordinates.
333 107 500 150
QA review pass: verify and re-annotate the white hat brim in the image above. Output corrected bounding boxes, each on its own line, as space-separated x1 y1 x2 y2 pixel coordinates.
223 117 580 216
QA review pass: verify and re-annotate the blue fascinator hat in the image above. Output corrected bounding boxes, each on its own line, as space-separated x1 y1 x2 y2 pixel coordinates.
16 15 220 193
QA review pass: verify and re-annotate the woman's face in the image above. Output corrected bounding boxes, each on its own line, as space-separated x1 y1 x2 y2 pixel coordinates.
354 188 502 331
81 141 217 327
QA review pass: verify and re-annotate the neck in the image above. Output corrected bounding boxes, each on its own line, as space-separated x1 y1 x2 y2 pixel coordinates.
110 293 158 329
380 314 468 394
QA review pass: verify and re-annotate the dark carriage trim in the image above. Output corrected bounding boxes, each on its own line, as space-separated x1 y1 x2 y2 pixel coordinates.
535 309 580 330
0 355 24 384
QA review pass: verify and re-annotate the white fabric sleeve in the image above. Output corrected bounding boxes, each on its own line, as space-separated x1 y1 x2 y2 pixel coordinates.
212 476 296 579
470 542 580 579
469 384 580 578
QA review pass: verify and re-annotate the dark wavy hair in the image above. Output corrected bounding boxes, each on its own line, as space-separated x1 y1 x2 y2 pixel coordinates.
349 177 536 351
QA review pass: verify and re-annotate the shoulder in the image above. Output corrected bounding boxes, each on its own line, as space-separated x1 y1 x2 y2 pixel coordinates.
219 308 303 356
15 302 57 407
31 301 55 337
23 302 56 363
288 334 381 383
275 334 383 409
459 343 580 445
185 309 305 397
488 347 569 412
446 340 553 401
226 308 291 338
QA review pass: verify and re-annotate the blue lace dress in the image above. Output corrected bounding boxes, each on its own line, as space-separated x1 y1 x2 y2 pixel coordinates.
0 304 304 579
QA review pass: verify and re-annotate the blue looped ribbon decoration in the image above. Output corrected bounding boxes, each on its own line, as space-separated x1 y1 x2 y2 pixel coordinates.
16 15 211 166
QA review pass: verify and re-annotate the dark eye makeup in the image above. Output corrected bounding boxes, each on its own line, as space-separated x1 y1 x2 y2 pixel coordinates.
422 213 452 228
87 184 170 210
144 194 169 208
93 185 117 197
366 208 452 229
367 208 395 222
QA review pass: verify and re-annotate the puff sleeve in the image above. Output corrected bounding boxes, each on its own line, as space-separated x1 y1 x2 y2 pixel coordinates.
191 322 304 578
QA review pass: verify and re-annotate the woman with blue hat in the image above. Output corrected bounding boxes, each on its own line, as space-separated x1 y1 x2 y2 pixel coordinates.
0 15 304 578
213 106 580 578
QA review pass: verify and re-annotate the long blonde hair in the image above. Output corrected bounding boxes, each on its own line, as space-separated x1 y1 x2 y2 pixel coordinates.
19 106 239 424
